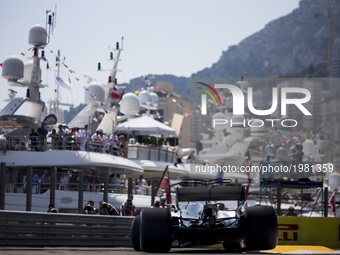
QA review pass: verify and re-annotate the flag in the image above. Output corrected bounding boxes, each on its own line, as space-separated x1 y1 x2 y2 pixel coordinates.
20 52 26 56
62 63 68 68
75 77 80 81
96 101 104 106
46 62 49 69
111 85 120 99
160 169 171 204
329 191 336 216
56 75 72 91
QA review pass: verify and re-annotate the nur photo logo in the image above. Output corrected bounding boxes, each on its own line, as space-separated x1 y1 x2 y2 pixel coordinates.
197 82 312 128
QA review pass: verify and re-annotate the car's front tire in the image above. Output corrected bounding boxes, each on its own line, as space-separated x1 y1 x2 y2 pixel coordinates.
139 208 172 252
244 206 278 250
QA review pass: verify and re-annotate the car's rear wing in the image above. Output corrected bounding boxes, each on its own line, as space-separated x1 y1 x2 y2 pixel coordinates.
176 186 244 203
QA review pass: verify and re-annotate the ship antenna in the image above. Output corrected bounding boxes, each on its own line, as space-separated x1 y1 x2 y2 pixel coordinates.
45 5 57 46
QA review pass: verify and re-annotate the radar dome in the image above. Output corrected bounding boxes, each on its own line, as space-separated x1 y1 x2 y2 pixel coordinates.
329 172 340 190
84 82 105 106
119 93 140 116
28 25 47 46
211 112 226 131
150 92 159 107
2 56 24 81
19 61 41 84
138 90 152 106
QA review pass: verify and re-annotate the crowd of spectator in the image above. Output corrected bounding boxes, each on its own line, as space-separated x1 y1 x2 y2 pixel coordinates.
9 123 127 156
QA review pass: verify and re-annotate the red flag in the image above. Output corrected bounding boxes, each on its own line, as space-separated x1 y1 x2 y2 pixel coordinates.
160 169 171 204
329 191 336 216
111 85 120 99
0 63 3 67
46 62 49 69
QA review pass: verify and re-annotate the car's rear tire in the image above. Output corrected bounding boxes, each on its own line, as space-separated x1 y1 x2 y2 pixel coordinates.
139 208 172 252
131 215 141 251
244 206 278 250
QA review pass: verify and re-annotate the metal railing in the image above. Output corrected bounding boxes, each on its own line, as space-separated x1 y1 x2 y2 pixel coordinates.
6 135 127 156
0 210 133 246
5 136 177 162
127 144 176 163
4 182 154 195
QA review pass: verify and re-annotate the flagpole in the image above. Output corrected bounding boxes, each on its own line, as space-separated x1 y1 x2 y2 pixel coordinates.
56 50 60 118
154 165 169 197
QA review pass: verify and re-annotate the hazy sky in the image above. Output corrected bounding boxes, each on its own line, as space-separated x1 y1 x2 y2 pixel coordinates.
0 0 300 109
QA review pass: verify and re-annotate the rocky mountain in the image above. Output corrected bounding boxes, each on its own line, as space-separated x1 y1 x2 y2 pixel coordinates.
124 0 340 95
193 0 340 79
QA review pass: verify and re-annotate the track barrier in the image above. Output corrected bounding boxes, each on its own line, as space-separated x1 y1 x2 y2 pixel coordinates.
0 210 133 246
278 216 340 248
0 210 339 248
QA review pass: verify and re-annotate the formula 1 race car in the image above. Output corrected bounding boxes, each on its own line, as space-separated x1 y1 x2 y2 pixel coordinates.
131 179 278 253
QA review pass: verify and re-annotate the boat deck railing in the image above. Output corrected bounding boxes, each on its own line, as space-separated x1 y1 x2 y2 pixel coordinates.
126 144 176 163
5 136 176 163
5 181 154 196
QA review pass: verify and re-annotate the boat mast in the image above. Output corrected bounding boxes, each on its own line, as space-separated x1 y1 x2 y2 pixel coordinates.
103 38 124 110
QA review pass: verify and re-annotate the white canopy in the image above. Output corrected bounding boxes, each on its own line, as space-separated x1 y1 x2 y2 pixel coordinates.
1 150 143 174
115 115 176 136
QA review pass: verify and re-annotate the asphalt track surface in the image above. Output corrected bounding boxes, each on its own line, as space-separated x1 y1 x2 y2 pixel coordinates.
0 247 339 255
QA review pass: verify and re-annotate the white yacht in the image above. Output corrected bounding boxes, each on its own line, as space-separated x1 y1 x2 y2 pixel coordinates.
0 24 146 213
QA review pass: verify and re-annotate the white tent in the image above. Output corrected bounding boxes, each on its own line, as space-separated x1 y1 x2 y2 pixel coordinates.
114 115 176 136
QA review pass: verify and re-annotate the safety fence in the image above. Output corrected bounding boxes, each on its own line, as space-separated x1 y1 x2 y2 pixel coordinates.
0 210 133 246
